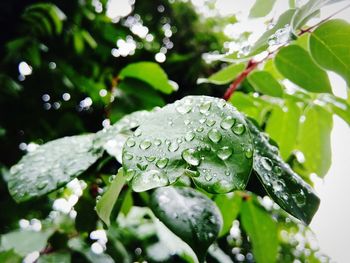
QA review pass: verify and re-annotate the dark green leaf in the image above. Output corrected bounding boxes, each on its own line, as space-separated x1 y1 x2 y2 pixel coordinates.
296 105 333 177
249 0 277 18
8 134 103 202
197 64 245 85
265 100 301 159
275 45 332 93
247 71 284 97
0 250 21 263
122 96 253 194
240 197 278 263
310 19 350 85
37 252 71 263
247 120 320 224
119 62 176 94
150 186 222 262
215 193 242 237
96 169 126 226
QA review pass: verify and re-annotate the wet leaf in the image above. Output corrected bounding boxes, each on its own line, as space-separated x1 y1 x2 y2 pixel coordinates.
122 96 253 194
247 119 320 224
37 252 71 263
247 71 283 97
150 186 222 262
7 134 103 202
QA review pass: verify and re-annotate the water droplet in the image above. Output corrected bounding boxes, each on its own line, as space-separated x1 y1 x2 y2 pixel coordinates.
199 101 211 114
184 168 200 177
273 165 282 176
272 180 284 192
126 138 136 147
124 152 133 160
260 157 273 171
137 161 148 171
221 116 236 130
154 138 162 146
37 181 48 190
146 156 156 162
125 169 136 181
156 158 169 169
225 170 231 176
185 131 195 142
182 148 201 166
293 190 306 207
168 141 179 152
140 139 152 150
176 103 192 114
109 175 116 183
208 129 222 143
206 119 216 127
134 129 142 137
184 119 191 126
199 118 206 124
232 123 245 135
213 180 233 193
132 170 169 192
245 147 253 158
205 174 213 181
217 146 233 161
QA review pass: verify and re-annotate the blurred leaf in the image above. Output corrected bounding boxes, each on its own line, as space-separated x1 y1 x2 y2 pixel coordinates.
150 186 222 262
96 169 126 226
0 230 53 256
275 45 332 93
296 105 333 177
37 252 71 263
215 193 242 237
119 62 175 94
240 198 278 263
122 96 253 194
0 250 21 263
249 0 277 18
247 71 283 97
319 94 350 125
247 120 320 224
8 134 103 202
309 19 350 85
266 100 301 159
197 64 245 85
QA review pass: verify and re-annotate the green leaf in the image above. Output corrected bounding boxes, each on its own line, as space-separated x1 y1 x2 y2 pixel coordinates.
247 120 320 224
150 186 222 262
318 94 350 125
197 64 245 85
275 45 332 93
240 197 278 263
37 252 71 263
119 62 175 94
296 105 333 177
266 100 301 159
68 238 114 263
0 230 53 256
247 71 284 97
96 169 126 226
309 19 350 85
122 96 253 194
249 0 277 18
8 134 103 202
215 193 242 237
0 250 21 263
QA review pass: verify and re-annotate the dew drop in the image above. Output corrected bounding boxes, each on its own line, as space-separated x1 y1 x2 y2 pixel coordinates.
199 101 212 114
221 116 236 130
184 119 191 126
132 170 169 192
176 103 192 114
206 119 216 127
134 129 142 137
260 157 273 171
109 175 116 183
156 157 169 169
213 180 233 193
126 138 136 147
205 174 213 181
199 118 206 124
137 161 148 171
168 141 179 152
217 146 233 161
245 147 253 159
272 180 284 192
154 138 162 146
140 139 152 150
232 123 245 135
208 129 222 143
293 190 306 207
146 156 156 162
196 127 204 133
182 148 201 166
37 181 48 190
273 165 282 176
185 131 195 142
124 152 133 160
184 168 200 177
125 169 136 181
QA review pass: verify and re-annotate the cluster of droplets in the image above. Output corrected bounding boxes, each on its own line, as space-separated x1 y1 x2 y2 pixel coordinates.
268 24 291 48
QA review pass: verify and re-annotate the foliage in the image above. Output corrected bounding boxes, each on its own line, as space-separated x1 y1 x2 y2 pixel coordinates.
1 0 349 262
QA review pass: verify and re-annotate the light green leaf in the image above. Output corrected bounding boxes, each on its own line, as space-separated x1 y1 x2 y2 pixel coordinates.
7 134 103 202
197 64 245 85
318 94 350 125
215 193 242 237
119 62 175 94
150 186 222 262
266 100 301 159
0 230 53 256
247 71 284 97
0 250 21 263
38 252 71 263
296 105 333 177
310 19 350 85
240 198 278 263
96 169 126 226
249 0 277 18
122 96 253 194
247 120 320 224
275 45 332 93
